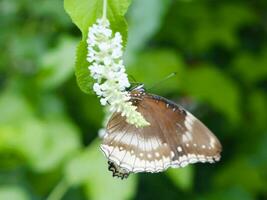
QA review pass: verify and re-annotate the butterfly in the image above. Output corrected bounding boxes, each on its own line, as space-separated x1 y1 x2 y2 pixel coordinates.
100 84 222 179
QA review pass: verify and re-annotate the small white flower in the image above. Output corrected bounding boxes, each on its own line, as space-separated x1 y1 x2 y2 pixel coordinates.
87 18 149 128
93 83 103 96
100 98 108 106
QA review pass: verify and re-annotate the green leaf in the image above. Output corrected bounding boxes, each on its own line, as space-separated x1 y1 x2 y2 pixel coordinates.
197 187 254 200
65 139 137 200
20 117 81 172
0 90 33 124
214 157 266 194
165 166 194 191
0 185 30 200
1 116 80 172
183 66 241 123
74 41 92 94
64 0 131 40
37 37 78 90
0 90 81 172
64 0 131 93
31 0 71 27
168 2 258 52
128 49 185 95
232 50 267 85
194 3 257 50
248 91 267 132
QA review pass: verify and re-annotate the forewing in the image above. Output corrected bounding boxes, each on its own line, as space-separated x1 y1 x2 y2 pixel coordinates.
100 94 222 173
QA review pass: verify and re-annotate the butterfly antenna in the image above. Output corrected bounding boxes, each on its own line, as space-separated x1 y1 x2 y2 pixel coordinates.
148 72 177 90
128 74 137 83
128 74 142 89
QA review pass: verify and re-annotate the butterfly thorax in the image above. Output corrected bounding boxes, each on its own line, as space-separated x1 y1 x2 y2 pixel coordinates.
129 85 146 105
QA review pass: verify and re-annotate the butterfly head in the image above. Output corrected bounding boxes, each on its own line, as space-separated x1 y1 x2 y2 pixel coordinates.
129 84 146 105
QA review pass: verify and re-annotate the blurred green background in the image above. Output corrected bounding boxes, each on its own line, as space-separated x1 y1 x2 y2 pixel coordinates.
1 0 267 200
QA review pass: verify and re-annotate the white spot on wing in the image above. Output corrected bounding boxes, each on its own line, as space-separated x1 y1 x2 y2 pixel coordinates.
121 151 135 170
154 159 164 171
184 112 195 132
102 146 221 174
210 137 216 148
162 156 172 168
131 133 138 147
133 157 146 172
100 144 112 158
136 137 162 151
182 130 193 143
188 154 198 163
108 146 126 164
182 134 188 142
198 155 206 162
145 160 155 172
214 156 221 161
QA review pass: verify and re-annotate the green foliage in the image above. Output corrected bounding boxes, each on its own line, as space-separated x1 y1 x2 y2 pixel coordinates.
64 0 131 40
232 49 267 85
125 0 172 64
197 187 254 200
0 185 30 200
214 157 266 194
128 49 185 94
166 166 194 191
159 2 258 52
1 0 267 200
74 40 93 94
248 91 267 132
65 140 137 200
183 66 240 123
37 37 78 90
64 0 131 93
0 89 81 172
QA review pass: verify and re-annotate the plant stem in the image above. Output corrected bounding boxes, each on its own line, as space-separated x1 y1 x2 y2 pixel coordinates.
46 179 69 200
102 0 107 20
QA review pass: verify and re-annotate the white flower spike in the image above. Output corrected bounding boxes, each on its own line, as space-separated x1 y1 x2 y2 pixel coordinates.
87 18 150 128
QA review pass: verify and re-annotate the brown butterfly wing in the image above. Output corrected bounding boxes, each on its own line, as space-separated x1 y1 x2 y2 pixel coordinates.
100 93 222 173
